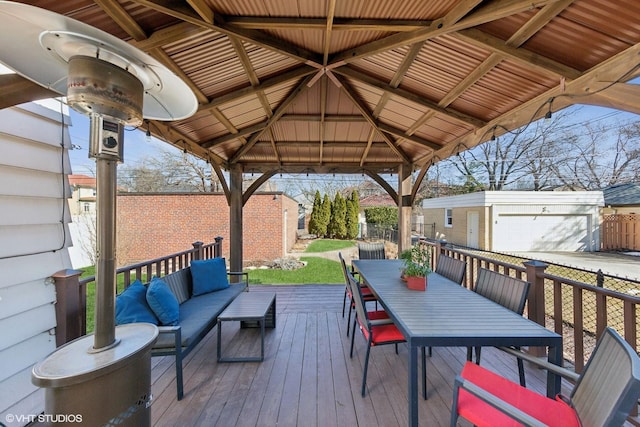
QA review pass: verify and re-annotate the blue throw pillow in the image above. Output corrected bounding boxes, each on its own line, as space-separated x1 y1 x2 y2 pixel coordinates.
146 277 180 326
191 257 229 296
115 280 158 325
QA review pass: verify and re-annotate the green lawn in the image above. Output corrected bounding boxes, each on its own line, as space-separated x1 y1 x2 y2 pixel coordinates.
247 256 343 284
304 238 355 252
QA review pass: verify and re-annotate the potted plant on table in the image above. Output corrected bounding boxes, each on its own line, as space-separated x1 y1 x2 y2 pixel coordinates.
399 244 432 291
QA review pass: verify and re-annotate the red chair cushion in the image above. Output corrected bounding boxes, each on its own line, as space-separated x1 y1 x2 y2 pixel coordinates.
457 362 580 427
370 323 405 345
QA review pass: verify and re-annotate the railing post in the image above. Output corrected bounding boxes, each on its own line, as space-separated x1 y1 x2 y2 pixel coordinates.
524 260 548 357
214 236 224 258
596 269 604 287
434 239 447 270
192 241 204 261
51 269 84 347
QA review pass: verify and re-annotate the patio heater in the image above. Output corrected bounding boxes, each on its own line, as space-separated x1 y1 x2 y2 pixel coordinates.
0 2 197 426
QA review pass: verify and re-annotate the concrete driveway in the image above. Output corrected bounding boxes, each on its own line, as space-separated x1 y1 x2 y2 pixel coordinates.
512 251 640 281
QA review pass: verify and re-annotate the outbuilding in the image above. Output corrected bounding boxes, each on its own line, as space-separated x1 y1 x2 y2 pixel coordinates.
422 191 604 252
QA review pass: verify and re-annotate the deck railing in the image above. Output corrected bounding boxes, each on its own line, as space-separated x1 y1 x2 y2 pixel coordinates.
52 238 223 344
422 239 640 372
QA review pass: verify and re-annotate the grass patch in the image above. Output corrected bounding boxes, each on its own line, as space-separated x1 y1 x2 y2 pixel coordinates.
305 239 355 253
247 256 343 284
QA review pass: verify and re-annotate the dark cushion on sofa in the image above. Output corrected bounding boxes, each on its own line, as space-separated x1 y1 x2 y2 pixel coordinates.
153 283 246 349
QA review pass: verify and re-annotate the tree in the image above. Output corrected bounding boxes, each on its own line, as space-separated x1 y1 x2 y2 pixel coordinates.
118 149 221 192
364 207 398 227
308 191 324 236
328 192 347 239
320 194 332 237
549 120 640 190
445 110 571 191
345 190 359 239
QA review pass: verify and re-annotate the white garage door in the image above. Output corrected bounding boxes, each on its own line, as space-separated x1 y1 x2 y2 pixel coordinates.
493 214 590 252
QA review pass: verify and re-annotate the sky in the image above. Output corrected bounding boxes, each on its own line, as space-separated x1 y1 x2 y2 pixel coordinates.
67 109 184 176
67 104 639 179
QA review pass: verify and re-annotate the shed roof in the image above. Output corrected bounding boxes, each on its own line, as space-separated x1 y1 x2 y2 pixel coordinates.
603 183 640 206
2 1 640 189
422 190 605 208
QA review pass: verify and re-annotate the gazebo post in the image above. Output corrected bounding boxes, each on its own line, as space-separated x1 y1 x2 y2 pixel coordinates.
229 164 244 276
398 163 413 254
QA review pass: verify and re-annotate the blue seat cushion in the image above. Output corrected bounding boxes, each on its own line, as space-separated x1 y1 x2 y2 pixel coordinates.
153 283 246 349
115 280 158 325
146 277 180 326
190 257 229 296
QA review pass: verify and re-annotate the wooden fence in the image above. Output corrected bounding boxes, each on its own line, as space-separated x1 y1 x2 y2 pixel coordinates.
602 213 640 251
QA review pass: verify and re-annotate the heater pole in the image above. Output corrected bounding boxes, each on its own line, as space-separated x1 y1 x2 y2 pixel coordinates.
91 115 118 350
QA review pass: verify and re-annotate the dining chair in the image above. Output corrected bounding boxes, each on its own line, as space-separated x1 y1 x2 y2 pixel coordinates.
357 241 386 260
468 268 530 387
451 326 640 427
339 252 377 336
421 267 529 400
434 254 466 285
348 267 405 397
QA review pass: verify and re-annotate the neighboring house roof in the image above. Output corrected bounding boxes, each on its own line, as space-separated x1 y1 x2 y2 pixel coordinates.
603 183 640 206
360 194 396 208
68 174 96 188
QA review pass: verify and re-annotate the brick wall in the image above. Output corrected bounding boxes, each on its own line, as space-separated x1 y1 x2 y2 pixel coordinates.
116 192 298 266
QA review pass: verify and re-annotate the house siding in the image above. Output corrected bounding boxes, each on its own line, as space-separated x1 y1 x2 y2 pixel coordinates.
423 206 489 250
0 100 73 425
423 191 603 252
116 192 299 265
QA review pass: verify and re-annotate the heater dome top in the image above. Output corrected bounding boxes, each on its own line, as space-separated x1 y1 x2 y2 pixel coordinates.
0 1 197 122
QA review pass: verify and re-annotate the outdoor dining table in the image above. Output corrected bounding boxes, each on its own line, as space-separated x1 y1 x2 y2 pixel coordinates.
352 259 563 427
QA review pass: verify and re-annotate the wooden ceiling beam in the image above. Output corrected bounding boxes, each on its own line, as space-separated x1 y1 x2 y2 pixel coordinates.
421 42 640 167
279 114 366 122
94 0 147 41
229 75 315 163
131 22 207 51
198 66 316 111
329 0 553 65
507 0 575 47
202 121 268 148
0 74 59 109
335 67 485 129
336 75 412 164
133 0 322 66
453 28 582 80
223 17 432 32
186 0 214 24
377 123 441 151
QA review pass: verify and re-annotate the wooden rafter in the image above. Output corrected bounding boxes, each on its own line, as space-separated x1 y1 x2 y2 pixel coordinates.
329 0 554 65
334 67 485 128
229 75 316 163
335 74 411 164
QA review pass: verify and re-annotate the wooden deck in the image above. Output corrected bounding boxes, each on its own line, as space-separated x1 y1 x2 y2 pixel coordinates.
150 285 569 427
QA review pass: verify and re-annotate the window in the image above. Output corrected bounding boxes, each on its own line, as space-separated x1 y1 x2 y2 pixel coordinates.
445 208 453 228
83 203 90 212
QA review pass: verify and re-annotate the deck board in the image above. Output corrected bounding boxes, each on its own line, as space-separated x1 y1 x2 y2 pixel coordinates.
150 284 568 427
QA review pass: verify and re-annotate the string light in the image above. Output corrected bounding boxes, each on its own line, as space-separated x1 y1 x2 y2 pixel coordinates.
145 120 151 142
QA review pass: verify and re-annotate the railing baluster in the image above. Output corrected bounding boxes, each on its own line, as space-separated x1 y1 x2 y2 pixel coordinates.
553 279 563 336
573 286 585 372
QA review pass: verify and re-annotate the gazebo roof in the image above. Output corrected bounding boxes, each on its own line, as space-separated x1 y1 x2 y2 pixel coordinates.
3 0 640 186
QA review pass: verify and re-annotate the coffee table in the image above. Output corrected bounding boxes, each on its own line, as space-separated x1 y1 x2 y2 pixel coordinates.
217 291 276 362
